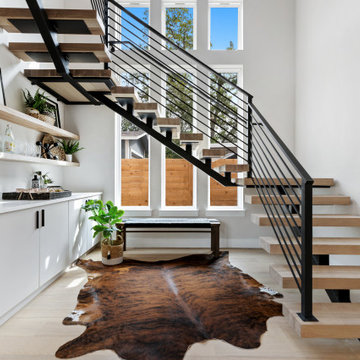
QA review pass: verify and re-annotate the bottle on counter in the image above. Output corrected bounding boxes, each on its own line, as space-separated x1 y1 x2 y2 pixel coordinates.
4 124 15 153
31 175 40 189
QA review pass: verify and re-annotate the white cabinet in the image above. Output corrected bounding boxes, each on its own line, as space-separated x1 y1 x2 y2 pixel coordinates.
68 195 101 263
0 208 40 316
39 202 69 286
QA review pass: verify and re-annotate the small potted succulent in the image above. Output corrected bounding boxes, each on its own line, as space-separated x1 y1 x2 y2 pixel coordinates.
59 139 84 162
22 89 56 125
82 200 125 266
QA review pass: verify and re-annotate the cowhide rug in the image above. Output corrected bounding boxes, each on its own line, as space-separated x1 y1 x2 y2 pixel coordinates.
56 252 282 360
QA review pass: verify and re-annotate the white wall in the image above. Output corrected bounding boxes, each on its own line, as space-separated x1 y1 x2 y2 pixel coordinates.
295 0 360 264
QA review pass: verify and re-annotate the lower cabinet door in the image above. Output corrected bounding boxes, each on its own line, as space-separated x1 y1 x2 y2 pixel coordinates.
68 198 89 263
0 208 40 317
39 202 69 286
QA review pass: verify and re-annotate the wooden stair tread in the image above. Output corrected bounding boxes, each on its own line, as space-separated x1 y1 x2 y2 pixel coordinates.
201 148 226 158
215 164 249 173
0 8 104 35
157 118 181 127
180 133 203 142
270 264 360 289
283 302 360 338
238 177 335 187
246 194 351 205
24 69 117 104
9 42 111 63
251 213 360 227
260 236 360 255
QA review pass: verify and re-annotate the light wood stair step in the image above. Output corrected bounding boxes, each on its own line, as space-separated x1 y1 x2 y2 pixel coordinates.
24 69 117 104
111 86 140 104
156 118 181 140
261 236 360 255
237 177 335 188
134 103 160 120
246 194 351 206
251 214 360 227
9 42 111 63
179 133 203 143
0 8 104 35
201 148 226 159
283 302 360 338
215 164 249 173
270 264 360 289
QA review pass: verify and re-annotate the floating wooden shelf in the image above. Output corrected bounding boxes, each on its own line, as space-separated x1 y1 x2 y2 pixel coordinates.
0 152 79 167
0 104 79 140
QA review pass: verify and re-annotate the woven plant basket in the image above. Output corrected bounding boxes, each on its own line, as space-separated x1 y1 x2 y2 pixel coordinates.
101 239 124 266
38 113 56 126
26 107 40 118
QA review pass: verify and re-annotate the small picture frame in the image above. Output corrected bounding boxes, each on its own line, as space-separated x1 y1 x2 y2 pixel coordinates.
41 95 61 128
0 68 6 106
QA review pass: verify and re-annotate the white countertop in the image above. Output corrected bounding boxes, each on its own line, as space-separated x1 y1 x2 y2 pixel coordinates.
0 192 102 215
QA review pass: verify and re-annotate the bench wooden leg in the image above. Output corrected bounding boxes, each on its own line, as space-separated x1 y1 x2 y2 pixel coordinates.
211 224 220 258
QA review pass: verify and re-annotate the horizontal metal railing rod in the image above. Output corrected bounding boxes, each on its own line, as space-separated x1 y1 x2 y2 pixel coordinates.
107 0 252 99
250 103 312 183
251 122 302 205
251 149 303 259
114 37 250 131
250 168 302 286
107 18 249 124
110 38 249 141
251 134 302 216
110 51 248 156
110 65 248 162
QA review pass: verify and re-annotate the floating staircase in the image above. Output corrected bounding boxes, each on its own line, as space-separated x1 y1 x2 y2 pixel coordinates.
1 0 360 340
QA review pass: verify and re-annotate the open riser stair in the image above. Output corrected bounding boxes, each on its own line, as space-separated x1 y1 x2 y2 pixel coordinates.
1 0 360 340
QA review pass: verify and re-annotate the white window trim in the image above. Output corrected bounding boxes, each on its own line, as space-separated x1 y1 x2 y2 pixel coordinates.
161 2 197 50
208 1 243 51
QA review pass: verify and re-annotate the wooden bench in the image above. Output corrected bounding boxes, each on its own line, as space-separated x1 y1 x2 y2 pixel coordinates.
117 218 221 257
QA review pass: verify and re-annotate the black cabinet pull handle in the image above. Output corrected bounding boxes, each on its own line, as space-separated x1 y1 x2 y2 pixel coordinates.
41 209 45 227
36 211 39 229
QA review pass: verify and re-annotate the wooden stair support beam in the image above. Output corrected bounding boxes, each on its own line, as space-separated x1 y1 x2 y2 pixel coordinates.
283 302 360 339
246 194 351 206
8 42 111 63
0 104 79 140
270 264 360 289
0 8 104 35
202 148 227 159
260 236 360 255
237 177 335 187
251 214 360 227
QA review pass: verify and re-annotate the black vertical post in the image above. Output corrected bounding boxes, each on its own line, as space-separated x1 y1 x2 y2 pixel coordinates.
247 96 253 179
104 0 109 70
298 179 317 321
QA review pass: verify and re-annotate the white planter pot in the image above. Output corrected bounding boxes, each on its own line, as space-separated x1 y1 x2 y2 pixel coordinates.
65 154 73 162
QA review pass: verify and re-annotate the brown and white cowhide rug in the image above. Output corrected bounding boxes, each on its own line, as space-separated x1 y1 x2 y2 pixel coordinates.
56 252 282 360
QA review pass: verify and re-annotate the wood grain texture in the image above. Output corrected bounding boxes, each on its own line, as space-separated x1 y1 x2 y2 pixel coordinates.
56 252 282 360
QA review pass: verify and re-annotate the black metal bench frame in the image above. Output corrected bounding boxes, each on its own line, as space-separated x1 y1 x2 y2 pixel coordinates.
117 218 221 257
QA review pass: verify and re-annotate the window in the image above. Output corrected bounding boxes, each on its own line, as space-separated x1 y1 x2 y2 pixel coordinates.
209 71 244 207
165 7 194 50
209 2 243 50
162 71 195 207
120 7 149 50
119 72 150 207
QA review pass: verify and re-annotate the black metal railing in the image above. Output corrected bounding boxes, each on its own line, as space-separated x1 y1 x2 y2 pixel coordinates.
27 0 315 322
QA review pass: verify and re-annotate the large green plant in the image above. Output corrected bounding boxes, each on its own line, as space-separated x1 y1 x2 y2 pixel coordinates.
82 200 124 245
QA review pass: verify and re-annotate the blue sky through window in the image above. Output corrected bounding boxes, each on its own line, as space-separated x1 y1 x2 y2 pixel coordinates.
121 7 149 50
210 8 238 50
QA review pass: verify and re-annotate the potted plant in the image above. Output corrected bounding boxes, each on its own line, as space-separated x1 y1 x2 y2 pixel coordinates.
59 139 84 162
82 200 125 266
35 171 53 188
22 89 56 125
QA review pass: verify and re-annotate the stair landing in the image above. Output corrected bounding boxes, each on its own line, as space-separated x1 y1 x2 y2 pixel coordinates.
283 302 360 338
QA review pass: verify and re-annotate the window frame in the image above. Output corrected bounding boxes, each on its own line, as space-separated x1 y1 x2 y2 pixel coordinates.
208 0 243 51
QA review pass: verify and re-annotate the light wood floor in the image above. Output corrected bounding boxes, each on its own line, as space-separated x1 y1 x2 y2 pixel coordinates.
0 248 360 360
